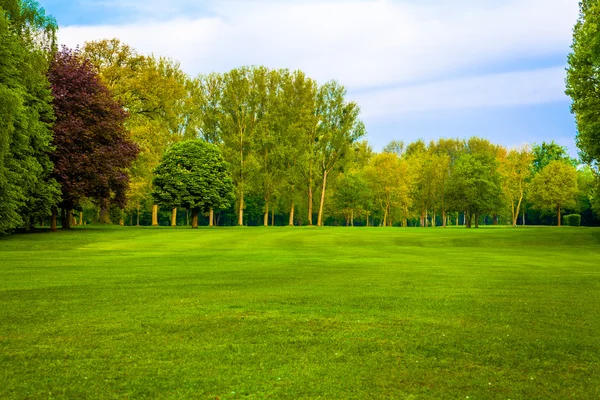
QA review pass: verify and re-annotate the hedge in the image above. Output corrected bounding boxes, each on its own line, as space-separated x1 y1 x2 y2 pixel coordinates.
563 214 581 227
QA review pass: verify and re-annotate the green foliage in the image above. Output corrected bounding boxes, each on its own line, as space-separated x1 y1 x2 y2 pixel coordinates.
529 161 579 225
532 141 578 173
567 0 600 166
0 8 58 233
563 214 581 226
445 153 503 227
152 139 235 215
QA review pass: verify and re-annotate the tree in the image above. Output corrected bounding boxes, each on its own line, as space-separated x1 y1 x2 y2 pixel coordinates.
0 2 59 233
529 161 579 226
499 145 534 226
152 139 235 228
83 39 198 226
532 141 577 173
566 0 600 167
315 81 365 226
445 154 502 228
48 46 138 228
219 66 262 226
333 172 370 226
365 153 412 227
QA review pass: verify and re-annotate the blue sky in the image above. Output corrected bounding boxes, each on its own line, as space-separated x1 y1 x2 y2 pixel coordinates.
42 0 580 156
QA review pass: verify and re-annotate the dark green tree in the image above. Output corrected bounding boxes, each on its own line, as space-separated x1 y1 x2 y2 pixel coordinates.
152 139 235 228
532 141 577 173
0 2 59 233
566 0 600 167
445 154 502 228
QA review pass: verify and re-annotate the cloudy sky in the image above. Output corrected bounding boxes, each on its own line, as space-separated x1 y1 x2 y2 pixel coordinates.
44 0 579 154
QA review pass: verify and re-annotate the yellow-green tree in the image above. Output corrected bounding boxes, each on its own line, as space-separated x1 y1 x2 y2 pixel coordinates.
498 145 534 226
529 161 579 226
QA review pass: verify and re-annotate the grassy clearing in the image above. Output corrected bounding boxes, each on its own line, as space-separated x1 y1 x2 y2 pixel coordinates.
1 226 599 399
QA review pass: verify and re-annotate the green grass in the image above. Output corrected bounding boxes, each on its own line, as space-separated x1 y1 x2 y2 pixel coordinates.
1 226 599 399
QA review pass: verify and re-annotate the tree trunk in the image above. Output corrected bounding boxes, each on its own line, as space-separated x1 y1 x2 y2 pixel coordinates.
514 194 524 227
271 208 275 226
383 204 389 227
150 205 157 225
264 200 269 226
366 213 369 227
51 209 57 231
432 211 436 227
475 214 479 228
308 179 313 225
99 199 111 224
238 190 244 226
557 205 561 227
170 208 177 226
61 208 72 229
317 170 328 227
351 210 354 227
209 209 214 227
442 210 446 228
289 203 295 226
137 206 140 226
522 211 525 226
493 214 499 225
191 209 199 229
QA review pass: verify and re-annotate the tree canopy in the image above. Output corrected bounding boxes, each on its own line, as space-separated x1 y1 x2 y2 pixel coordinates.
152 139 235 228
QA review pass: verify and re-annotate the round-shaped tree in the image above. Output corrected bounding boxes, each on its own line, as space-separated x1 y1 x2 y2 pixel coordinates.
152 140 235 228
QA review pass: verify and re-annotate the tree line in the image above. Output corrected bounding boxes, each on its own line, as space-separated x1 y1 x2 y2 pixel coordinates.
1 0 599 233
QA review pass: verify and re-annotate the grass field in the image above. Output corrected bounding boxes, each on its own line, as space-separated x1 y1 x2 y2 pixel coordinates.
1 226 599 399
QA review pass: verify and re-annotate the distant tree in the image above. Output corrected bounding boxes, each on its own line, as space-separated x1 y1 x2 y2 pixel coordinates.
48 47 138 228
315 81 365 226
219 66 262 226
445 154 502 228
499 145 534 226
383 140 404 157
529 161 579 226
333 172 370 226
532 141 577 173
365 153 412 227
566 0 600 167
152 139 235 228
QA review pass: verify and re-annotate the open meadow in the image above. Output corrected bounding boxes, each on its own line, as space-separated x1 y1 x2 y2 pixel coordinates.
1 226 599 399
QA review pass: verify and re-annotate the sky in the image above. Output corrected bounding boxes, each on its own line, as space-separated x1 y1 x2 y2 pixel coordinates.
42 0 580 155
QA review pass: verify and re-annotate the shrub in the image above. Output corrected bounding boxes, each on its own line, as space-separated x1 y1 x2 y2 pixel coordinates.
563 214 581 227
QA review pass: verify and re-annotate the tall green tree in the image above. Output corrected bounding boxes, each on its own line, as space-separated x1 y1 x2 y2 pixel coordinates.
152 139 234 228
0 1 59 233
315 81 365 226
219 66 262 226
529 161 579 226
567 0 600 167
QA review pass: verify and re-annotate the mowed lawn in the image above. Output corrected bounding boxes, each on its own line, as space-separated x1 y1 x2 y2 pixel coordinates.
1 227 599 399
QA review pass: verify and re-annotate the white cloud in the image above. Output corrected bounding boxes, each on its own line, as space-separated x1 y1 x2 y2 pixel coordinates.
58 0 578 117
355 67 569 118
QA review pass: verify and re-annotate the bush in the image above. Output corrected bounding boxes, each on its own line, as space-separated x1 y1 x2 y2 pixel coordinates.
563 214 581 226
